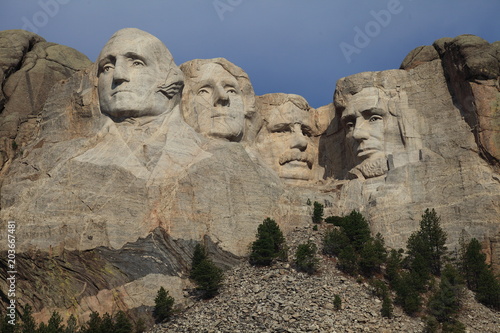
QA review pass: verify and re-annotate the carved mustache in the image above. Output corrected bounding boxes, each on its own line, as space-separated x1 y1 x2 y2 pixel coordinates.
279 151 313 169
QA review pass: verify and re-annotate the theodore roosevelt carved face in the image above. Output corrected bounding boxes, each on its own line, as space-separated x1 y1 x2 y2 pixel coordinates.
180 58 255 142
254 94 317 182
97 28 183 119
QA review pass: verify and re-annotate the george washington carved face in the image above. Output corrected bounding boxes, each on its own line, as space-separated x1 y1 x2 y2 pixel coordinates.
97 28 183 119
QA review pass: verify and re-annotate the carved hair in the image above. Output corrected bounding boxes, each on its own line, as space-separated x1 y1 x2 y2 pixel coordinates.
95 28 184 99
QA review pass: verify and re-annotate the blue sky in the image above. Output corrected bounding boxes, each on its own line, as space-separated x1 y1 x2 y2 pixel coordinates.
1 0 499 107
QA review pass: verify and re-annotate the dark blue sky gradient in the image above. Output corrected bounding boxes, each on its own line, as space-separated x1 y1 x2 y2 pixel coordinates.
1 0 499 107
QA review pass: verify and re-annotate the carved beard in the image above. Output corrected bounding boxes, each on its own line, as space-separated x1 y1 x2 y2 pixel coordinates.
348 157 388 180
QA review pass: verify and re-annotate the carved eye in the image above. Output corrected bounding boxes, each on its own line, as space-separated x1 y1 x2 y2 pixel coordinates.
226 87 237 94
102 64 114 72
132 60 145 67
369 115 383 122
345 121 355 130
197 88 210 95
302 127 312 137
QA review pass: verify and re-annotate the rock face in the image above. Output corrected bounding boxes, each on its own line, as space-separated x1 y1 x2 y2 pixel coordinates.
0 29 91 176
0 29 499 325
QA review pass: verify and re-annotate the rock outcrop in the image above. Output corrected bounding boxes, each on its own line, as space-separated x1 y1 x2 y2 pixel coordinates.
0 29 498 326
0 29 91 177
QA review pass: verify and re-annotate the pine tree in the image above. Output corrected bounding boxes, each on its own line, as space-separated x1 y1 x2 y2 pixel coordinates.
295 241 318 274
134 318 147 333
113 311 132 333
407 209 447 276
80 311 101 333
359 233 386 277
312 201 324 223
46 312 64 333
339 210 371 252
1 314 17 333
64 315 78 333
476 268 500 310
337 245 358 276
461 238 487 291
333 294 342 311
100 313 114 333
20 304 37 333
428 265 463 323
190 244 224 299
322 228 349 257
249 218 287 266
381 294 393 318
153 287 175 322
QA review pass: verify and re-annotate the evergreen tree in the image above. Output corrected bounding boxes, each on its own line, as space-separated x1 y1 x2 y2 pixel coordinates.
249 218 287 266
394 271 422 315
37 322 47 333
20 304 37 333
476 268 500 310
407 209 447 276
381 294 393 318
100 313 114 333
80 311 101 333
428 265 463 323
461 238 487 291
322 228 349 257
190 244 224 299
359 233 386 277
46 312 64 333
113 311 132 333
441 320 466 333
153 287 175 323
1 314 17 333
339 210 371 252
385 249 403 286
134 318 146 333
191 243 207 273
295 241 318 274
337 245 358 276
64 315 78 333
324 215 344 225
333 294 342 311
312 201 324 223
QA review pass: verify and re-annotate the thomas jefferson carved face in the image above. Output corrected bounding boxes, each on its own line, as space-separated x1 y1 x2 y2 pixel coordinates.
97 28 181 119
188 63 245 140
255 95 316 182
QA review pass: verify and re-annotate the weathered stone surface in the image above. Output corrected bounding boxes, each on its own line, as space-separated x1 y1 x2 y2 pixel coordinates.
400 45 440 70
0 29 499 328
401 34 500 166
0 29 91 177
329 60 500 253
180 58 257 142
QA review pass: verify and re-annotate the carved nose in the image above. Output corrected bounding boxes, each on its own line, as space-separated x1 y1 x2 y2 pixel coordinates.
213 86 229 107
290 125 308 151
113 61 130 84
352 122 370 141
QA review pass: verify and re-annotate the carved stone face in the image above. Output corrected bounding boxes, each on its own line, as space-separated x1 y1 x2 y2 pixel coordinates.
341 88 388 165
97 29 170 118
255 101 316 181
190 63 245 140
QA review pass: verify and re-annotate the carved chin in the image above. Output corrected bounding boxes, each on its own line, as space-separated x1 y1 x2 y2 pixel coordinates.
349 157 388 179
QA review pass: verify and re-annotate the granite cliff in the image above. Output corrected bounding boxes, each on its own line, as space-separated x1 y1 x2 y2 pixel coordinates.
0 29 498 325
